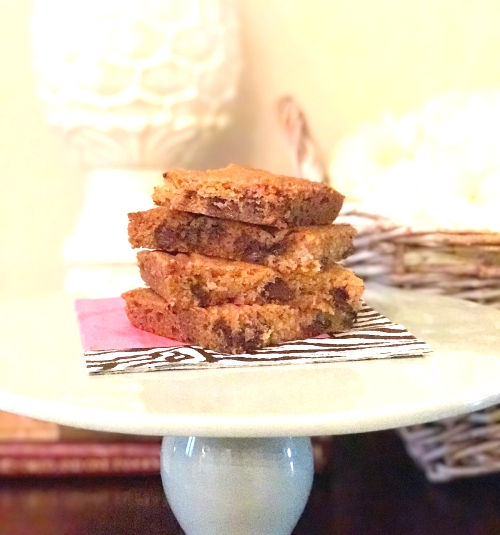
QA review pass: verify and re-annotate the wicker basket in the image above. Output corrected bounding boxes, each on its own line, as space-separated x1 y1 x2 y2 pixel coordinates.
277 96 500 482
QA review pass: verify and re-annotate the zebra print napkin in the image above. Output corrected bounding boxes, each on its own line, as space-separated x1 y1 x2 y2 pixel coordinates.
76 298 432 375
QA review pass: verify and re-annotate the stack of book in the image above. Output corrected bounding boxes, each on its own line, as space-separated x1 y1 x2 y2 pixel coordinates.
0 411 161 477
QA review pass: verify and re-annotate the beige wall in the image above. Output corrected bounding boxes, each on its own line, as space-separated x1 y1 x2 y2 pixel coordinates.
2 0 500 297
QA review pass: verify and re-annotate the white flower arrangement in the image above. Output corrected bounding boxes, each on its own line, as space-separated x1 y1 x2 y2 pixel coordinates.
329 91 500 231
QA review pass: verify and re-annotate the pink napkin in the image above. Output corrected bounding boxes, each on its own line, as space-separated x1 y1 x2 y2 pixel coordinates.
75 297 183 351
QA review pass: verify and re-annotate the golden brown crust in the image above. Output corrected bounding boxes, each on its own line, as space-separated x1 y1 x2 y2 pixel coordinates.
128 206 356 273
137 250 364 310
152 165 345 227
122 287 357 354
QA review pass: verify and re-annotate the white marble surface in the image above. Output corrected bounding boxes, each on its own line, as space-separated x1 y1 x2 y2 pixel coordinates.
0 284 499 437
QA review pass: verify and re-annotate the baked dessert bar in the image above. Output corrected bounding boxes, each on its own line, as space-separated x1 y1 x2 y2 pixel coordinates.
128 206 355 273
152 164 345 227
122 287 357 354
137 250 364 310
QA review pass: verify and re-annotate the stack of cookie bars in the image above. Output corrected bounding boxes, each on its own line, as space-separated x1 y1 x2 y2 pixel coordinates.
122 165 364 354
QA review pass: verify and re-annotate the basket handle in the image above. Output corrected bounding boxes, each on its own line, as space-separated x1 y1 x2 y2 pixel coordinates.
276 96 329 184
276 96 402 229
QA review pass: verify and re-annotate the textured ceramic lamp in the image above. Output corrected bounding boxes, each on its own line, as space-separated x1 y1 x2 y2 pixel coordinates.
31 0 242 296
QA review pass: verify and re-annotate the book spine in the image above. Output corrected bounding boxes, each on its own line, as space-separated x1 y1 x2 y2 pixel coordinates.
0 442 161 477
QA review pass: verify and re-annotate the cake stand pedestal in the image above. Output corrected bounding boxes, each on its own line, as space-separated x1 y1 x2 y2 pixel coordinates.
161 436 313 535
0 285 499 535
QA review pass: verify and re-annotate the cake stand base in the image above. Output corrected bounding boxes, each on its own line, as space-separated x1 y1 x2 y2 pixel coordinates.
160 436 314 535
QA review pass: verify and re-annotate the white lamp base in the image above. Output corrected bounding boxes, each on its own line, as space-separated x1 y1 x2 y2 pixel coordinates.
63 169 161 297
63 265 144 298
161 436 314 535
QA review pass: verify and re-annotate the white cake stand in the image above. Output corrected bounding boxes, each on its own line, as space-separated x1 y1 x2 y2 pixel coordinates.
1 285 499 535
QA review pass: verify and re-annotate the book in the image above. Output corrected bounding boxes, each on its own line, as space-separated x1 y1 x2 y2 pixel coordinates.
0 411 161 477
0 412 332 476
0 441 161 477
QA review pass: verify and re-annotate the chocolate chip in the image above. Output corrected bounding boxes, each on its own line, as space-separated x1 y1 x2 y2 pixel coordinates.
329 288 356 324
213 318 230 334
179 226 199 245
243 328 264 352
263 226 282 238
343 306 357 325
268 240 288 257
213 318 232 353
320 256 331 270
330 287 348 304
212 318 246 353
190 281 210 307
212 319 262 353
235 235 264 263
306 312 334 337
154 225 179 250
230 330 246 352
204 219 225 241
261 278 294 303
235 235 287 264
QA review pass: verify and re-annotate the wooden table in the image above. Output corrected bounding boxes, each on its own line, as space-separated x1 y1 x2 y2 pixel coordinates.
1 430 500 535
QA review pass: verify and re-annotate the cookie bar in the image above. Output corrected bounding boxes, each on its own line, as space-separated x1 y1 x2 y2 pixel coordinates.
128 206 355 273
152 165 345 227
122 288 357 354
137 250 364 310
